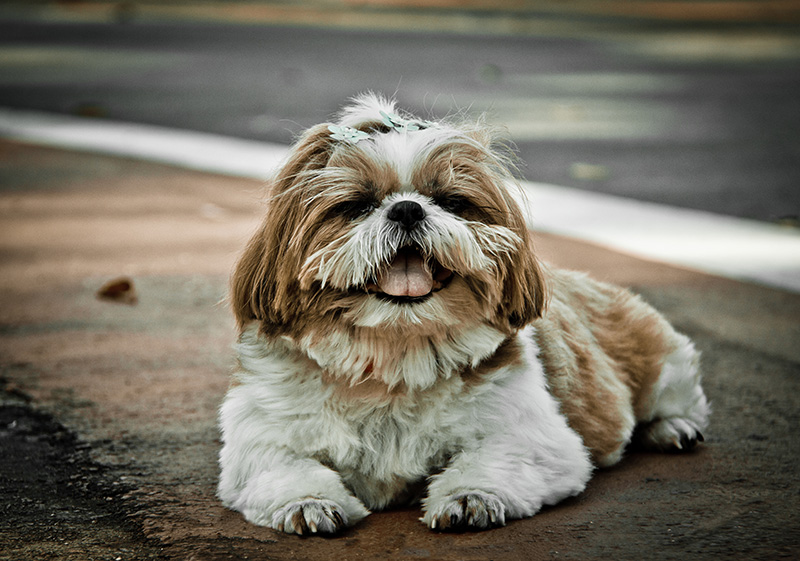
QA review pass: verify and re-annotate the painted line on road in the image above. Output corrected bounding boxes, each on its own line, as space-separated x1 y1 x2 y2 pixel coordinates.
520 184 800 293
0 107 284 180
2 106 798 293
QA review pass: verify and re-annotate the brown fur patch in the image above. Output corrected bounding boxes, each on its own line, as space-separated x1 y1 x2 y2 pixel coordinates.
461 336 522 387
592 294 673 419
534 269 678 466
230 124 336 329
322 369 408 403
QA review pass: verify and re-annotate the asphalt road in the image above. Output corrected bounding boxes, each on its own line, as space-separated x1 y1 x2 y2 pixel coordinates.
1 16 799 222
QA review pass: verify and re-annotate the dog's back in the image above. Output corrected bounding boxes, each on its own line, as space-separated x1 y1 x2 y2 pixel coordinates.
534 268 709 467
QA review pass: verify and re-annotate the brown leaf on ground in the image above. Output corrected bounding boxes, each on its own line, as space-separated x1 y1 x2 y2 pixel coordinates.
96 277 138 305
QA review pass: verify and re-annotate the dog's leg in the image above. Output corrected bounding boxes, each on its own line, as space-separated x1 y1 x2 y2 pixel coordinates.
420 427 591 530
217 445 370 534
217 377 370 534
420 366 593 531
636 334 710 452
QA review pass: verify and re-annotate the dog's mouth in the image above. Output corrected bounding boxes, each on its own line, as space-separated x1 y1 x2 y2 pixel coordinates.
366 246 454 304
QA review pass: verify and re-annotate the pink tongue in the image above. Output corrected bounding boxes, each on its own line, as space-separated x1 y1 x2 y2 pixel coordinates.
377 250 433 297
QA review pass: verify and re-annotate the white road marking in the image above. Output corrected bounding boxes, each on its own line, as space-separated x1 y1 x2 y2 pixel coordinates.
520 184 800 292
1 107 798 293
0 107 283 180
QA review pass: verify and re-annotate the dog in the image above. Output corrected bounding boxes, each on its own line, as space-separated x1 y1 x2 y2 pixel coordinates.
217 94 709 534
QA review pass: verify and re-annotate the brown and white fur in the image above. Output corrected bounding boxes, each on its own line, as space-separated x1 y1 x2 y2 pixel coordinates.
217 94 709 534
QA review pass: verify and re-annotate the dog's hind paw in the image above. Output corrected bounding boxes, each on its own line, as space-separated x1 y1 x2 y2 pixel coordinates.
271 498 348 535
637 417 705 452
421 491 506 531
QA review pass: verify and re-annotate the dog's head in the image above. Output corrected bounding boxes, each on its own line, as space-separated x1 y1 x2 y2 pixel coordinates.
233 94 545 338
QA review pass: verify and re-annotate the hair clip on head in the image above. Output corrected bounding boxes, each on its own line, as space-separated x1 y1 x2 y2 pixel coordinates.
329 111 440 144
380 110 439 133
380 110 420 132
328 125 370 143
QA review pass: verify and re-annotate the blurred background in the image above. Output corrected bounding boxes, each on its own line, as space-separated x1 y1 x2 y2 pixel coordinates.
1 0 799 223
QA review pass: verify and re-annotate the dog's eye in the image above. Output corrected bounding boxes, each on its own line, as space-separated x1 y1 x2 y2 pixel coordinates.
331 198 378 220
434 194 471 215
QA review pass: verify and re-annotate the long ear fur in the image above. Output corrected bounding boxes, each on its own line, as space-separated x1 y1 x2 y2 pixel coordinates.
462 124 547 329
231 123 334 331
503 226 547 329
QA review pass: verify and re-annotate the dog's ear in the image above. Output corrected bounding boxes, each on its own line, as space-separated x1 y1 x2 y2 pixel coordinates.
231 124 335 331
461 127 547 329
502 228 547 329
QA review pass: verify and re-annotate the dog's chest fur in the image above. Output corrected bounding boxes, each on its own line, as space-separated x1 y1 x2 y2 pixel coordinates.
233 323 531 509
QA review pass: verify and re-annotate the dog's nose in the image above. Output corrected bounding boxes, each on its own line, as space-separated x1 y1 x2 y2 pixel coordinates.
387 200 425 230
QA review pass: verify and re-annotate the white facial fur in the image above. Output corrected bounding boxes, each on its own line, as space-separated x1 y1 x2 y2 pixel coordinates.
297 120 524 329
306 191 518 290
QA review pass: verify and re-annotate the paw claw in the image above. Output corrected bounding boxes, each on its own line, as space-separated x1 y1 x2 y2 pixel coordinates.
679 433 698 451
272 499 349 535
638 417 705 453
423 491 505 532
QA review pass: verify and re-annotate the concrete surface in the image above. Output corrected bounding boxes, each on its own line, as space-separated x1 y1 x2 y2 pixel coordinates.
1 140 799 560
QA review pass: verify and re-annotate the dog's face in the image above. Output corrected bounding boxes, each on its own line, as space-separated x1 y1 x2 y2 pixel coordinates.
233 96 545 338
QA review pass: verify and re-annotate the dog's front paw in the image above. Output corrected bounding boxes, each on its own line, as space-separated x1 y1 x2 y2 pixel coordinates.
271 498 348 535
422 491 506 531
638 417 705 452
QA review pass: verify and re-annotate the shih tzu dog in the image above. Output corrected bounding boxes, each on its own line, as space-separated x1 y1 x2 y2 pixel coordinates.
217 94 709 534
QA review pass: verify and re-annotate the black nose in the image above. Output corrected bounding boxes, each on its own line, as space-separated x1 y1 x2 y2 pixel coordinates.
387 200 425 230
